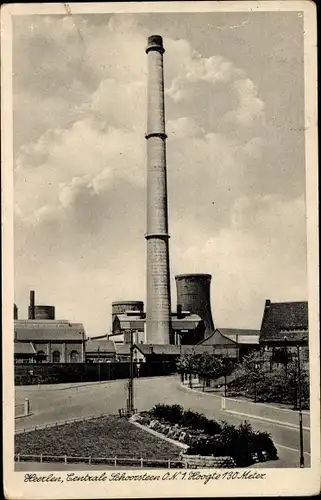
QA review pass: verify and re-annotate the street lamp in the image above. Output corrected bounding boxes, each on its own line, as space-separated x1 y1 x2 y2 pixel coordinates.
296 344 305 468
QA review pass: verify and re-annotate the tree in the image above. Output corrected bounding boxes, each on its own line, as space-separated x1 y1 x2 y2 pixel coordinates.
177 350 199 387
197 353 223 391
178 351 224 390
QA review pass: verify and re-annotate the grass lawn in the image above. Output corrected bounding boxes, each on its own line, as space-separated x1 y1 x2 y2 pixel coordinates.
15 415 181 460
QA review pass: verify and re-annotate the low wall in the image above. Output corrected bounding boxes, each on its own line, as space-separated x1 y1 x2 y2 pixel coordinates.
15 361 175 386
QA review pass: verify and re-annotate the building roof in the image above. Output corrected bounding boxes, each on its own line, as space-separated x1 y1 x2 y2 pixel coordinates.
85 339 116 354
114 313 202 332
87 334 111 340
115 344 131 355
115 315 145 332
14 341 36 355
227 335 260 344
172 315 203 330
199 328 260 346
219 328 260 338
14 320 85 341
260 300 308 343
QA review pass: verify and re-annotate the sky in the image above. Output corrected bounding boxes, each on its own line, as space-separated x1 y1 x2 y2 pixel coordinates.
13 11 307 335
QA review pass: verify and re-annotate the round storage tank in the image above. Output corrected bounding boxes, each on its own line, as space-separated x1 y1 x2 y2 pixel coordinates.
34 305 55 320
175 274 215 336
112 301 144 326
112 301 144 318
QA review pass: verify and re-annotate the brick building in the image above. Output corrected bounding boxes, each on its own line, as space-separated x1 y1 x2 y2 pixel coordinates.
259 299 309 363
14 319 86 363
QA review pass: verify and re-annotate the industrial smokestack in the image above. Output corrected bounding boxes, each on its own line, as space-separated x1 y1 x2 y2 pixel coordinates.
28 290 35 320
175 274 215 336
13 303 18 320
145 35 172 344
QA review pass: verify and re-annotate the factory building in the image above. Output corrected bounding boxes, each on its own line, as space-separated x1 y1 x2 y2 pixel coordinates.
85 337 116 363
109 301 205 346
14 291 86 363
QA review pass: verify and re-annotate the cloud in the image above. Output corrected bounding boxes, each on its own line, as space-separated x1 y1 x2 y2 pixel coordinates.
167 117 204 138
12 13 306 334
166 47 265 127
178 195 307 328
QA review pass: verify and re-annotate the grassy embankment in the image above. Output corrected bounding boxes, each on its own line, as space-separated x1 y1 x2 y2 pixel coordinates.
15 415 181 460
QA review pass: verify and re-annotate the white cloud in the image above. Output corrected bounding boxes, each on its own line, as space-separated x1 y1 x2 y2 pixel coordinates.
166 45 264 128
167 117 204 138
12 14 306 334
178 195 307 328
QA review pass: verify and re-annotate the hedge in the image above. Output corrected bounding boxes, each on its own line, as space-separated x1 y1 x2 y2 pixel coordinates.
146 404 278 467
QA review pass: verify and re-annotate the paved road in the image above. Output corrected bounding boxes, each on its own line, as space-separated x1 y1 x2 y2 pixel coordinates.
15 376 310 468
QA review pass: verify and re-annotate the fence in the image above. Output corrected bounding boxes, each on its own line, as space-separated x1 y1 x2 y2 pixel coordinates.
14 453 185 468
15 361 176 386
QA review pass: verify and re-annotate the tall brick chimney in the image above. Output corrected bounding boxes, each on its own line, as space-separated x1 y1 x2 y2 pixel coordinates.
145 35 171 344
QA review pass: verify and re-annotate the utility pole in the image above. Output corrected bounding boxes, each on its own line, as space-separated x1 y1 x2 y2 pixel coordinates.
97 345 102 382
127 330 135 415
297 344 305 467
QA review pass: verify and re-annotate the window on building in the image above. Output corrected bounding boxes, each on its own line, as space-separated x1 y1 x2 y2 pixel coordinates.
70 350 79 363
52 351 61 363
37 350 46 363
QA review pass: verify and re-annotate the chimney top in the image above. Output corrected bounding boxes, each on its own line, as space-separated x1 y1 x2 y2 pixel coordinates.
146 35 164 54
265 299 271 307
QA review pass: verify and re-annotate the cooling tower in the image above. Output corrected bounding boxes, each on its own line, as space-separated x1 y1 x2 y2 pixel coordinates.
175 274 215 336
145 35 172 344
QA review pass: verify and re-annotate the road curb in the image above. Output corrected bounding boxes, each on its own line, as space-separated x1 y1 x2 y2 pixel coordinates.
179 381 310 415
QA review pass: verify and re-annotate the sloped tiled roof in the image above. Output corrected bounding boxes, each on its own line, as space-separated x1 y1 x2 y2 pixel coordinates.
14 341 36 355
15 320 85 341
219 328 259 338
199 329 237 346
200 328 260 346
228 335 260 344
85 339 116 353
260 300 308 343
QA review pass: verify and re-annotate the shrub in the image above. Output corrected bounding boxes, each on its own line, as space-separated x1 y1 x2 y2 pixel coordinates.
150 404 184 423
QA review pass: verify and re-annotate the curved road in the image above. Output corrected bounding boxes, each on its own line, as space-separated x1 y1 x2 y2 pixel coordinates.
15 375 310 468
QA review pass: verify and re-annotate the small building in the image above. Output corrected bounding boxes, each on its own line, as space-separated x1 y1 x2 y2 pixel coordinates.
259 299 309 362
85 337 116 362
198 328 260 361
14 319 86 363
14 341 37 364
